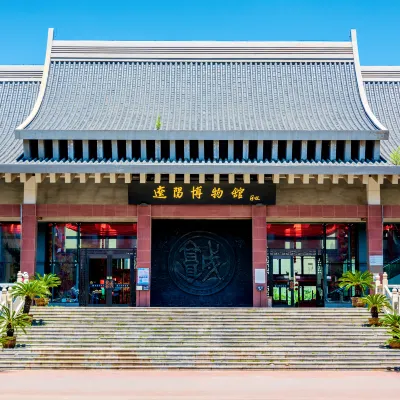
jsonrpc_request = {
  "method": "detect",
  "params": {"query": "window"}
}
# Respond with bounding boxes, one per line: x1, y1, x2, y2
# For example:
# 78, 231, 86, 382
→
0, 223, 21, 283
47, 223, 137, 304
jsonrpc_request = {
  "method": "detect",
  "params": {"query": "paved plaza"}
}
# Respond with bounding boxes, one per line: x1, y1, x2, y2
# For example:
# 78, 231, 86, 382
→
0, 370, 399, 399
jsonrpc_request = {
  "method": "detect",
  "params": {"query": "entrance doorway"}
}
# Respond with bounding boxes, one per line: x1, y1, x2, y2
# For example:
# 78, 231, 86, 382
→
79, 249, 136, 306
268, 250, 324, 307
151, 220, 253, 307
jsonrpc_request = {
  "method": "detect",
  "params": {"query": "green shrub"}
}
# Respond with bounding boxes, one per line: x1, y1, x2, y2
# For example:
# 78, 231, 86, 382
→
338, 271, 374, 297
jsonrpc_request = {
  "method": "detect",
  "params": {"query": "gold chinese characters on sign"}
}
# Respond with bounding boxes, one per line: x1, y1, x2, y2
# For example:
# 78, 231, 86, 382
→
152, 185, 260, 202
191, 186, 203, 199
211, 187, 223, 199
153, 185, 167, 199
173, 187, 183, 199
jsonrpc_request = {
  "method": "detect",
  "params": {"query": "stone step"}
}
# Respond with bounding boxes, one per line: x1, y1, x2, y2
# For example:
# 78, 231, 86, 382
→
26, 324, 382, 329
30, 315, 367, 318
2, 346, 399, 353
32, 318, 369, 322
17, 342, 388, 348
2, 346, 396, 352
1, 360, 399, 370
30, 314, 368, 318
1, 355, 400, 363
30, 312, 369, 316
28, 320, 370, 325
26, 323, 381, 327
32, 308, 366, 310
24, 330, 387, 335
31, 307, 368, 316
22, 331, 389, 337
24, 332, 388, 338
32, 308, 363, 310
17, 337, 388, 342
2, 347, 398, 353
24, 328, 386, 334
28, 325, 371, 329
7, 355, 395, 361
8, 308, 392, 370
30, 320, 369, 325
20, 338, 388, 343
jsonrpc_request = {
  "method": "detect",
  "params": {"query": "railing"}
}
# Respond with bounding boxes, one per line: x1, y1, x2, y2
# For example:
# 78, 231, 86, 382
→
376, 272, 400, 314
0, 271, 28, 314
383, 259, 400, 281
325, 287, 351, 304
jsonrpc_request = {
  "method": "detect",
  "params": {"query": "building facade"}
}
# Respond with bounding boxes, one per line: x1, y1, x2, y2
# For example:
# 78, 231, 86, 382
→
1, 28, 400, 307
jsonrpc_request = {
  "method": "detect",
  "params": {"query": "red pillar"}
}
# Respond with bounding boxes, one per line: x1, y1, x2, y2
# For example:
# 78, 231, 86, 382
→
252, 205, 267, 307
366, 205, 383, 274
20, 204, 37, 277
136, 205, 151, 307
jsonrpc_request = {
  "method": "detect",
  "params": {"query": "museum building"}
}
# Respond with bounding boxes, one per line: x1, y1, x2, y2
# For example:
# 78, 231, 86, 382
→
1, 28, 400, 308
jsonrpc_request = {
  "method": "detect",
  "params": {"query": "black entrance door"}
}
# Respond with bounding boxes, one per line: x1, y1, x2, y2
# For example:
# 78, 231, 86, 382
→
79, 249, 136, 306
151, 220, 253, 307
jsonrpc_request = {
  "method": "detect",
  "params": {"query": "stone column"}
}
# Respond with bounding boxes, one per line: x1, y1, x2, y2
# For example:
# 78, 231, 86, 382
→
252, 205, 267, 307
20, 204, 37, 277
20, 176, 38, 277
136, 205, 151, 307
366, 205, 383, 274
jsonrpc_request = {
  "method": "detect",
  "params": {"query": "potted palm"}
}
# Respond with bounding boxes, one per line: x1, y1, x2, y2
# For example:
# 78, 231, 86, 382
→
385, 327, 400, 349
364, 294, 392, 326
11, 280, 49, 322
338, 271, 374, 307
380, 312, 400, 329
34, 273, 61, 306
0, 305, 31, 348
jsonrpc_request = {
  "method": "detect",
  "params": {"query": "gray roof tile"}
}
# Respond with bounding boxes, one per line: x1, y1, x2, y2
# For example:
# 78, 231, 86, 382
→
25, 61, 378, 132
0, 81, 40, 163
364, 81, 400, 161
3, 156, 395, 175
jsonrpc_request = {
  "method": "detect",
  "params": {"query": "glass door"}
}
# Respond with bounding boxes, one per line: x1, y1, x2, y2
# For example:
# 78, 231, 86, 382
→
271, 256, 293, 306
296, 255, 317, 307
270, 254, 320, 307
88, 256, 107, 305
110, 255, 131, 305
84, 250, 135, 306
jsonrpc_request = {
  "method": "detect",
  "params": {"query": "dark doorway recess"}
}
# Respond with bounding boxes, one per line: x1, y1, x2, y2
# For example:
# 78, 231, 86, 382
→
151, 220, 253, 307
79, 248, 136, 306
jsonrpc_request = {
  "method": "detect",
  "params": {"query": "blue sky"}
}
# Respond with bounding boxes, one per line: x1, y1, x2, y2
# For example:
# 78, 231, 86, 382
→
0, 0, 399, 65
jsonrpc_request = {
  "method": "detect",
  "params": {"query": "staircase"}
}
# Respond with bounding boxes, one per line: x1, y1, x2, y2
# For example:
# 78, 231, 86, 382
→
1, 307, 399, 370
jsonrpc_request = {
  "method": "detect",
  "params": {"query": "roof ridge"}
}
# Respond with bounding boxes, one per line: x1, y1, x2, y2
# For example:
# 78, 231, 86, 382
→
0, 66, 43, 81
362, 66, 400, 82
51, 34, 354, 61
351, 30, 388, 132
16, 28, 54, 131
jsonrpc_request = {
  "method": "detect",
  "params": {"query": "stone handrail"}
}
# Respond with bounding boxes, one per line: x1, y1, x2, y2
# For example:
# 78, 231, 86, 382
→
0, 271, 29, 314
376, 272, 400, 314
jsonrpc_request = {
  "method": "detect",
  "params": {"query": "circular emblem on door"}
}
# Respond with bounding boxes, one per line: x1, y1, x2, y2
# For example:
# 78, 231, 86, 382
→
168, 232, 235, 296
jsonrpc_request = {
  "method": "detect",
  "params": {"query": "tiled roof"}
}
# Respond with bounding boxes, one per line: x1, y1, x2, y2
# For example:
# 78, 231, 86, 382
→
0, 79, 41, 163
364, 80, 400, 161
2, 156, 394, 175
23, 60, 379, 132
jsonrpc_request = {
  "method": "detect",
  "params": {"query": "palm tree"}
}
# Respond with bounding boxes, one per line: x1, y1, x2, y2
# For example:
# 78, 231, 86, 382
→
338, 271, 374, 298
364, 294, 392, 325
386, 326, 400, 348
0, 305, 31, 337
11, 281, 49, 314
35, 273, 61, 290
0, 306, 31, 348
34, 273, 61, 305
380, 312, 400, 329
